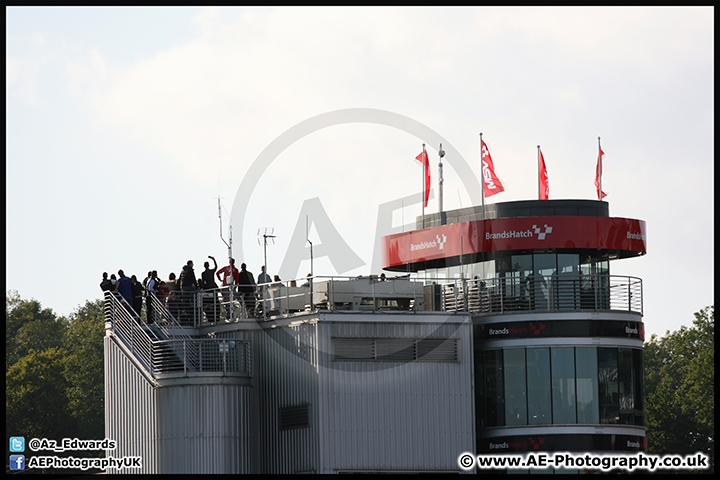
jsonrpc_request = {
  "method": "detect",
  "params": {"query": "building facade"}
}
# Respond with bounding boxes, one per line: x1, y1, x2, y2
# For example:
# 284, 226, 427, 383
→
382, 199, 647, 473
104, 198, 646, 474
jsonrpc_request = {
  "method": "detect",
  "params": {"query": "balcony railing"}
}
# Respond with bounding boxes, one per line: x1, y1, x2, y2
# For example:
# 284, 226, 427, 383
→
137, 274, 643, 328
439, 274, 643, 316
104, 291, 251, 379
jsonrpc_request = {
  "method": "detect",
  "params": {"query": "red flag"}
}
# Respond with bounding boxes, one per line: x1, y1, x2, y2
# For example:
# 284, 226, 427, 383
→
415, 149, 430, 207
481, 140, 505, 197
539, 148, 549, 200
595, 147, 607, 199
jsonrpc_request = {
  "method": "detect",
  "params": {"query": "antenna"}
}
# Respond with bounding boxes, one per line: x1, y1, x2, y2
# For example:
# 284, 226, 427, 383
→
218, 196, 235, 319
306, 215, 314, 311
257, 227, 276, 276
305, 216, 313, 278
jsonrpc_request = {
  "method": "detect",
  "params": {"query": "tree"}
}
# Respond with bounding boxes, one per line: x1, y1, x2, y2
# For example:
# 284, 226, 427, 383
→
6, 290, 67, 370
5, 292, 106, 444
63, 299, 106, 439
645, 306, 714, 473
6, 347, 74, 440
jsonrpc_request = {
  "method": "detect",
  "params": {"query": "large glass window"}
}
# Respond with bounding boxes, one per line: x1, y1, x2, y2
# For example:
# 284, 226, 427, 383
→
576, 347, 600, 424
479, 347, 643, 428
504, 349, 527, 425
557, 254, 580, 310
551, 347, 577, 424
526, 348, 551, 424
618, 348, 642, 425
483, 350, 504, 427
598, 348, 619, 424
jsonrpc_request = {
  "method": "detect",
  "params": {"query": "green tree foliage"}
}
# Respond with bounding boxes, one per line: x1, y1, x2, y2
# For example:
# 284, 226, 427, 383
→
645, 306, 714, 473
6, 290, 67, 370
63, 299, 106, 439
6, 347, 74, 440
5, 292, 106, 444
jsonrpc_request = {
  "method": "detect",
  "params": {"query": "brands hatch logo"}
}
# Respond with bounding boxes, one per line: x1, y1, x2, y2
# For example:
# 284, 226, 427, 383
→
529, 436, 546, 451
532, 224, 553, 240
437, 234, 447, 249
529, 321, 546, 336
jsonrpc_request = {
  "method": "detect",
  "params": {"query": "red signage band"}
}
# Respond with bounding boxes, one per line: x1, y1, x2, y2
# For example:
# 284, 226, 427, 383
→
382, 216, 646, 271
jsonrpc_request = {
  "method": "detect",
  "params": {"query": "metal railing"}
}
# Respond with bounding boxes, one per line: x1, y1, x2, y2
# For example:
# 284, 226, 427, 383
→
439, 274, 643, 316
152, 338, 251, 376
104, 291, 251, 378
142, 274, 643, 326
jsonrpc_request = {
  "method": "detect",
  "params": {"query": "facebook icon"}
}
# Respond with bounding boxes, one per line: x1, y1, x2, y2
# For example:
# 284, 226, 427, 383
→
10, 454, 25, 471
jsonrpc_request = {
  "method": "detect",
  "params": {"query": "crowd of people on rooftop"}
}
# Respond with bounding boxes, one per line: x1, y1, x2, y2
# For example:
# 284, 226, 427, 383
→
100, 256, 283, 323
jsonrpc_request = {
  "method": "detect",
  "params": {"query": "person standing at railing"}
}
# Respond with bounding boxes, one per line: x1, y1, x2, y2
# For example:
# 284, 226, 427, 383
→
256, 265, 272, 316
178, 260, 198, 325
100, 272, 114, 292
145, 270, 159, 323
217, 258, 240, 317
202, 256, 220, 323
130, 275, 144, 317
116, 270, 133, 306
237, 263, 257, 317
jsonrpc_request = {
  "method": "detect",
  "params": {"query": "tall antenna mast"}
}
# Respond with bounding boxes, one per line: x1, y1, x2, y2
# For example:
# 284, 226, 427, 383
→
257, 227, 276, 276
306, 215, 314, 311
218, 196, 235, 319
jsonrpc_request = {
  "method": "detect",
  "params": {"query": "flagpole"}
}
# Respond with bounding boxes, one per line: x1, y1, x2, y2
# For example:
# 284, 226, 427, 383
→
422, 143, 426, 229
537, 145, 541, 200
479, 133, 486, 220
597, 137, 602, 201
438, 143, 445, 225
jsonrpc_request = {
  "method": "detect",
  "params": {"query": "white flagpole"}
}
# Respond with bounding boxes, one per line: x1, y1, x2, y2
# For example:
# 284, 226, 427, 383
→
598, 137, 603, 200
479, 133, 486, 220
422, 143, 426, 229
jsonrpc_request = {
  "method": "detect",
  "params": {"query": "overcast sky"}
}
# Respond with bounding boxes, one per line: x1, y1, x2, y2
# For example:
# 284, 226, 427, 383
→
6, 6, 713, 338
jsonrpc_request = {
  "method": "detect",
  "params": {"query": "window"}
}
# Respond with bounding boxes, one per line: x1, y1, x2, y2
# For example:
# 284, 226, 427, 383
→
478, 347, 643, 428
551, 347, 577, 424
598, 348, 619, 424
576, 348, 600, 424
504, 349, 527, 425
526, 348, 551, 425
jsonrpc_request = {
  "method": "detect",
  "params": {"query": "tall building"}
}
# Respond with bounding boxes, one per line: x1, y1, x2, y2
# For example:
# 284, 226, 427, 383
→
104, 198, 646, 474
382, 199, 647, 473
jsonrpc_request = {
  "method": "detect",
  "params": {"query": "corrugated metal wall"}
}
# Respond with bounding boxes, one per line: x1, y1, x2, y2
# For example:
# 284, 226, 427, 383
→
254, 320, 321, 473
104, 336, 254, 474
105, 337, 158, 473
315, 315, 475, 473
106, 312, 475, 474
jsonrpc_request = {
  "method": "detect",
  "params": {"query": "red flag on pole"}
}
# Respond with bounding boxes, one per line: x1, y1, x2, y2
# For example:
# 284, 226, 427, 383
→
539, 147, 549, 200
481, 140, 505, 198
595, 147, 607, 199
415, 149, 430, 207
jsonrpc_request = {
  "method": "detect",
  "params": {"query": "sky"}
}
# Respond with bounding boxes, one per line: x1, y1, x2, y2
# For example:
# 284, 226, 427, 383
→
6, 6, 714, 339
